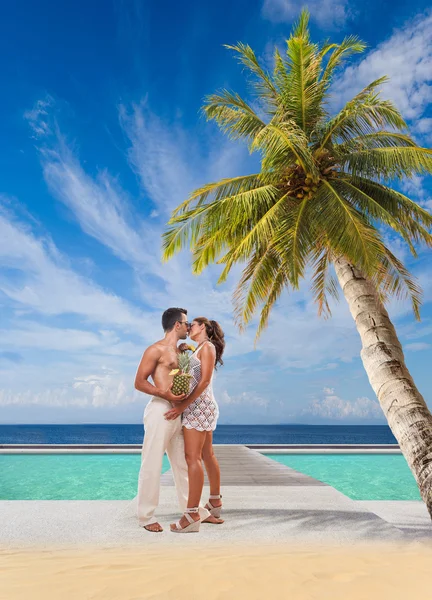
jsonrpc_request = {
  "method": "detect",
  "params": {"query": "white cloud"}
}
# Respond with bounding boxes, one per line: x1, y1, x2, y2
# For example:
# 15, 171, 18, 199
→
24, 96, 55, 138
25, 100, 160, 277
72, 370, 139, 407
1, 322, 103, 352
0, 321, 144, 357
24, 97, 251, 339
414, 118, 432, 137
0, 210, 148, 332
0, 388, 88, 407
403, 319, 432, 341
303, 388, 383, 421
119, 101, 252, 216
405, 342, 431, 352
0, 368, 139, 408
220, 390, 269, 407
333, 11, 432, 121
262, 0, 350, 29
257, 288, 362, 369
119, 102, 197, 213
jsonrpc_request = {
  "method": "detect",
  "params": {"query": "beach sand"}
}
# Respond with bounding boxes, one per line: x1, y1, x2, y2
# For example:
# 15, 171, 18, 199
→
1, 542, 431, 600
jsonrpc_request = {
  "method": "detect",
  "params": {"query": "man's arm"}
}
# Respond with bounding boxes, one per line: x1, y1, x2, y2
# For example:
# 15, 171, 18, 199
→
134, 346, 186, 402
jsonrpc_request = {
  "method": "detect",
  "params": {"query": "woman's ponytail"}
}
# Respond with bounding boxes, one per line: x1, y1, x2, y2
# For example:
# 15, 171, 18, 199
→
195, 317, 225, 368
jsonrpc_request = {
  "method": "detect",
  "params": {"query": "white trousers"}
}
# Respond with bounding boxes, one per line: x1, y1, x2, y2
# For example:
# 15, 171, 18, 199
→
137, 396, 210, 526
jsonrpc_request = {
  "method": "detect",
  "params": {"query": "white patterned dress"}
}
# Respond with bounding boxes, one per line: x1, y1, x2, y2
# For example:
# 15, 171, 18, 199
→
182, 341, 219, 432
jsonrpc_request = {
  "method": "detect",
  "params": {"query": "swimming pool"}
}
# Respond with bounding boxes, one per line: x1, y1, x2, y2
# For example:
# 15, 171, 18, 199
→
0, 454, 170, 500
0, 452, 422, 501
267, 453, 421, 500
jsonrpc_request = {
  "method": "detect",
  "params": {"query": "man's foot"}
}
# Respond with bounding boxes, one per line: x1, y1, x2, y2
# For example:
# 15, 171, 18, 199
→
202, 514, 224, 524
143, 522, 163, 532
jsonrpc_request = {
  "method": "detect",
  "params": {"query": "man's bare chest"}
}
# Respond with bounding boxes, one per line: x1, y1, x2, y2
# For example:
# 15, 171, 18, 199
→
159, 348, 179, 371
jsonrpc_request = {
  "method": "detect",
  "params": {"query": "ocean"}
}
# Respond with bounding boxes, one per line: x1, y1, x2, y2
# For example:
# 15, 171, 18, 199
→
0, 424, 397, 445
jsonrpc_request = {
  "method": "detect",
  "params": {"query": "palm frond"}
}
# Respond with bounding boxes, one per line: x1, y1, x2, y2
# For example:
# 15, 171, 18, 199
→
273, 47, 290, 94
233, 244, 285, 330
225, 42, 279, 107
273, 195, 317, 286
255, 268, 288, 342
162, 180, 276, 261
319, 35, 366, 85
339, 174, 432, 251
284, 13, 326, 132
318, 179, 387, 274
347, 176, 432, 233
191, 228, 229, 274
171, 173, 262, 217
319, 78, 406, 149
335, 131, 418, 154
252, 122, 319, 176
373, 248, 422, 320
203, 90, 266, 143
343, 146, 432, 179
216, 191, 290, 283
310, 246, 339, 317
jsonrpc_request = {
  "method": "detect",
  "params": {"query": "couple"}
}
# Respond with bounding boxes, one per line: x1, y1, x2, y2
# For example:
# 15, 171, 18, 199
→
134, 307, 225, 533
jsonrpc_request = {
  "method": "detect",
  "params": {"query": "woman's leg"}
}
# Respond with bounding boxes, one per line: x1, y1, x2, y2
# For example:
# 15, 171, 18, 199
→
171, 427, 206, 529
184, 427, 207, 507
202, 431, 222, 505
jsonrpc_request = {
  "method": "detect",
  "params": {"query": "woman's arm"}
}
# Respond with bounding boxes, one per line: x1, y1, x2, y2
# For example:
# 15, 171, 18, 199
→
164, 343, 215, 420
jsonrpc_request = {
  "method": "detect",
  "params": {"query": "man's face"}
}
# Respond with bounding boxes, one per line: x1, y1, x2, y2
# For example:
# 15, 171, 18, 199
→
176, 314, 190, 340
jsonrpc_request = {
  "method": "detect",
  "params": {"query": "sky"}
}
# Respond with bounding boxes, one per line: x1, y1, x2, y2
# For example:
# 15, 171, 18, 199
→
0, 0, 431, 425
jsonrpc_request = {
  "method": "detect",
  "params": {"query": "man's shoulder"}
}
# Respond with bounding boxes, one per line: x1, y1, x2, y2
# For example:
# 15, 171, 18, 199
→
144, 341, 165, 356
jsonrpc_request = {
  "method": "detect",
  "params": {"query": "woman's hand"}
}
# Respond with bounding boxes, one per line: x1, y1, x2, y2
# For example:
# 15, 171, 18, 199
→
178, 343, 190, 352
164, 404, 185, 420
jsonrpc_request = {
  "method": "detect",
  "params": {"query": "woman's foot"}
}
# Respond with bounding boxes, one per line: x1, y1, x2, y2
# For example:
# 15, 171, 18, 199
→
170, 508, 201, 533
202, 514, 224, 524
208, 497, 222, 508
205, 494, 223, 518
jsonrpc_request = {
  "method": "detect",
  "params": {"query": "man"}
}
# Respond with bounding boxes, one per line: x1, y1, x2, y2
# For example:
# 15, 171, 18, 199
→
134, 307, 211, 532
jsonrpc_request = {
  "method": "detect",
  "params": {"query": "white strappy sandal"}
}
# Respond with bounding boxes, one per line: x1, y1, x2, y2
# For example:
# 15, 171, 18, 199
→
205, 494, 222, 518
170, 507, 200, 533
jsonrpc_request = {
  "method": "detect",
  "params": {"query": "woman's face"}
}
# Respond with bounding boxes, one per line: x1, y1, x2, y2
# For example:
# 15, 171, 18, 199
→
189, 320, 204, 341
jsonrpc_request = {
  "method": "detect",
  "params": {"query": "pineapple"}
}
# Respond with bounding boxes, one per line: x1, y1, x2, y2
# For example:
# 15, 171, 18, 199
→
170, 350, 193, 395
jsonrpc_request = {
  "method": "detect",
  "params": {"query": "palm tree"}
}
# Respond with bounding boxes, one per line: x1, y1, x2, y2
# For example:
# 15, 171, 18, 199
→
162, 10, 432, 515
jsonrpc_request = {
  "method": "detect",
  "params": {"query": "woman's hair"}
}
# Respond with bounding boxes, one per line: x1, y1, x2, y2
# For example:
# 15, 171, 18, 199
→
194, 317, 225, 368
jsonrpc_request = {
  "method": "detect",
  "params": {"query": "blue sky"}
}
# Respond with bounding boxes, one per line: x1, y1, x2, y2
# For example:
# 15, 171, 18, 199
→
0, 0, 431, 424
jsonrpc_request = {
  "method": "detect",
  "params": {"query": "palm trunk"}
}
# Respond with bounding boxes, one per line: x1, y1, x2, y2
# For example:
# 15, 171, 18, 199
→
334, 256, 432, 518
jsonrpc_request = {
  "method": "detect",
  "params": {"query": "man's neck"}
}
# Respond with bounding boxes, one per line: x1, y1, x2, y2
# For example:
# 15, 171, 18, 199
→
163, 331, 180, 348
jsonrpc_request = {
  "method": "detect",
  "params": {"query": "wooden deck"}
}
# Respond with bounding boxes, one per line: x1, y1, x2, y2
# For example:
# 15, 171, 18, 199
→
161, 444, 326, 486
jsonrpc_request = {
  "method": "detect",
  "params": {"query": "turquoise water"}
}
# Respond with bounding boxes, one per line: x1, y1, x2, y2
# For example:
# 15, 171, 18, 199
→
268, 454, 421, 500
0, 454, 170, 500
1, 453, 422, 501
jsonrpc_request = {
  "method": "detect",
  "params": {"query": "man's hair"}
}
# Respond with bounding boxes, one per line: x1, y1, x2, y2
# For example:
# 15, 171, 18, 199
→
162, 307, 187, 332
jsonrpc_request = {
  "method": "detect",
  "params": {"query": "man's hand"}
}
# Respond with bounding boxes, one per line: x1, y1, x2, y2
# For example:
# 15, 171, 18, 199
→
178, 343, 189, 353
164, 404, 184, 420
161, 384, 186, 404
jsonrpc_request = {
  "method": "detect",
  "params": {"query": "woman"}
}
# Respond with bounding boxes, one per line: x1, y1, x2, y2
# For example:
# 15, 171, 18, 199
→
164, 317, 225, 533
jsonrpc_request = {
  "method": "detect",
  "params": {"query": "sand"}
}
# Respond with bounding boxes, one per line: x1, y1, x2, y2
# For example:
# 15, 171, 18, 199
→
1, 542, 432, 600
